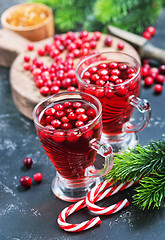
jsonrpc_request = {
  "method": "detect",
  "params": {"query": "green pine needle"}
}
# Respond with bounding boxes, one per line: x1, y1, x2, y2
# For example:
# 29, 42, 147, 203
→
105, 136, 165, 210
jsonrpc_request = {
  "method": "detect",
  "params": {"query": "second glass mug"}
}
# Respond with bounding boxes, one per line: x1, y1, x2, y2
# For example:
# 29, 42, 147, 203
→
33, 91, 113, 202
76, 52, 151, 152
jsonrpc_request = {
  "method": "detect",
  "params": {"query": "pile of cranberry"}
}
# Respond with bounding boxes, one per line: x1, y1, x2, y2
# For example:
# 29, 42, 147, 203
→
141, 59, 165, 93
82, 62, 136, 98
20, 157, 43, 188
40, 101, 97, 143
23, 30, 125, 96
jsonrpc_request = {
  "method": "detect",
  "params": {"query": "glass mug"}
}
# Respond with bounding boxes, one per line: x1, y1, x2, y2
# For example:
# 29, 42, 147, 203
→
33, 92, 113, 202
76, 52, 151, 152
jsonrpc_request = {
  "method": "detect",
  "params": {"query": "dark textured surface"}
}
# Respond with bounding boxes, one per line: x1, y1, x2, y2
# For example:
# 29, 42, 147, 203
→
0, 1, 165, 240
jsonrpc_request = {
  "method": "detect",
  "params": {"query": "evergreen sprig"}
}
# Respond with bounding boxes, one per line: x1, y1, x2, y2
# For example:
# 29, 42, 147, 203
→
105, 136, 165, 210
29, 0, 163, 33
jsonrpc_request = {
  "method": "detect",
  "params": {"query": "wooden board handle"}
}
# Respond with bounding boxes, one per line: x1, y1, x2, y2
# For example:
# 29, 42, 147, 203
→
140, 42, 165, 64
0, 29, 28, 67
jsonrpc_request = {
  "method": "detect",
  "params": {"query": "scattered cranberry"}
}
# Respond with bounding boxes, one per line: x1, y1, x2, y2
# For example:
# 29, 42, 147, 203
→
33, 173, 43, 183
142, 31, 152, 40
20, 176, 32, 188
155, 74, 165, 84
144, 76, 154, 86
24, 56, 30, 62
117, 42, 124, 50
104, 37, 112, 47
146, 26, 156, 36
159, 65, 165, 74
23, 157, 33, 168
27, 42, 34, 51
154, 84, 163, 94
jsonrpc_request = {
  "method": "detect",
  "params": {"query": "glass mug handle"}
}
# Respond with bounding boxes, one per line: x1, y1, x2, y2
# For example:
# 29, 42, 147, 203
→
124, 95, 151, 133
85, 139, 114, 177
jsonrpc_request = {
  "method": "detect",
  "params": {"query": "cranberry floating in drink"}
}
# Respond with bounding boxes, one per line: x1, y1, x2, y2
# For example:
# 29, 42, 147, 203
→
33, 92, 113, 202
76, 52, 151, 152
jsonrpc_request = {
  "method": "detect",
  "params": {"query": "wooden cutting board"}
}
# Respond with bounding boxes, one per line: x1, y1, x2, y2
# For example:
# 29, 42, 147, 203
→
0, 29, 140, 119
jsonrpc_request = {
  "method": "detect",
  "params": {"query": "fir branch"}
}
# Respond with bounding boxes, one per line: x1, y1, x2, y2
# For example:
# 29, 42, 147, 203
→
105, 139, 165, 183
133, 170, 165, 210
105, 137, 165, 209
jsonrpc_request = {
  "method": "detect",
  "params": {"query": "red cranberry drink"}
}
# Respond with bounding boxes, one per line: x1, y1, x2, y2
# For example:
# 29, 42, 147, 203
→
76, 52, 151, 152
33, 92, 113, 202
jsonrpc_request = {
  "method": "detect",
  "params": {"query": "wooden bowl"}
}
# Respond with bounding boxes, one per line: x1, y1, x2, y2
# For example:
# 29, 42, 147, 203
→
1, 3, 55, 41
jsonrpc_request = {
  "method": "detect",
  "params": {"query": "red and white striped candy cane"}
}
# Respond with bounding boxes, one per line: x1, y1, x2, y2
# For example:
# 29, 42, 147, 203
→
86, 180, 135, 215
57, 199, 101, 232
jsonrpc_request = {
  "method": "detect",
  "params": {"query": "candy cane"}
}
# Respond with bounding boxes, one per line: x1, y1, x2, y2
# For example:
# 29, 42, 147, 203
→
57, 199, 101, 232
57, 180, 136, 232
86, 180, 135, 215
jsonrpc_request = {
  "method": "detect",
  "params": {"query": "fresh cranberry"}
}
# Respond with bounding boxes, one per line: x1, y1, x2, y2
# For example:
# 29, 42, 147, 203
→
51, 119, 62, 128
67, 86, 76, 91
52, 131, 65, 143
75, 120, 84, 127
127, 68, 135, 74
67, 112, 77, 120
98, 63, 107, 69
155, 74, 165, 84
54, 104, 63, 111
63, 101, 72, 108
65, 108, 74, 114
117, 42, 124, 50
110, 69, 120, 76
91, 74, 100, 81
93, 31, 101, 40
38, 48, 46, 56
141, 67, 150, 77
109, 62, 118, 68
27, 42, 34, 51
115, 79, 123, 84
98, 69, 109, 76
95, 88, 105, 98
61, 123, 72, 130
159, 65, 165, 74
96, 79, 105, 86
144, 76, 154, 86
77, 114, 88, 122
82, 129, 93, 139
73, 102, 82, 108
104, 37, 112, 47
86, 109, 96, 117
146, 26, 156, 36
61, 116, 69, 123
109, 75, 119, 82
75, 108, 85, 115
67, 131, 79, 142
90, 40, 97, 49
116, 85, 128, 96
88, 66, 98, 74
23, 63, 31, 71
20, 176, 32, 188
83, 71, 91, 79
23, 157, 33, 168
80, 30, 89, 38
55, 111, 65, 119
40, 86, 50, 96
45, 115, 55, 124
119, 64, 128, 71
154, 84, 163, 94
50, 86, 60, 94
35, 79, 44, 88
142, 31, 152, 40
45, 108, 56, 116
33, 173, 43, 183
101, 75, 109, 81
24, 55, 30, 62
105, 88, 114, 98
61, 78, 72, 89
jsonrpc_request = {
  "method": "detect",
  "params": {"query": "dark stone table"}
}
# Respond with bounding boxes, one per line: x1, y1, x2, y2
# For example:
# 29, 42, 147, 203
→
0, 1, 165, 239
